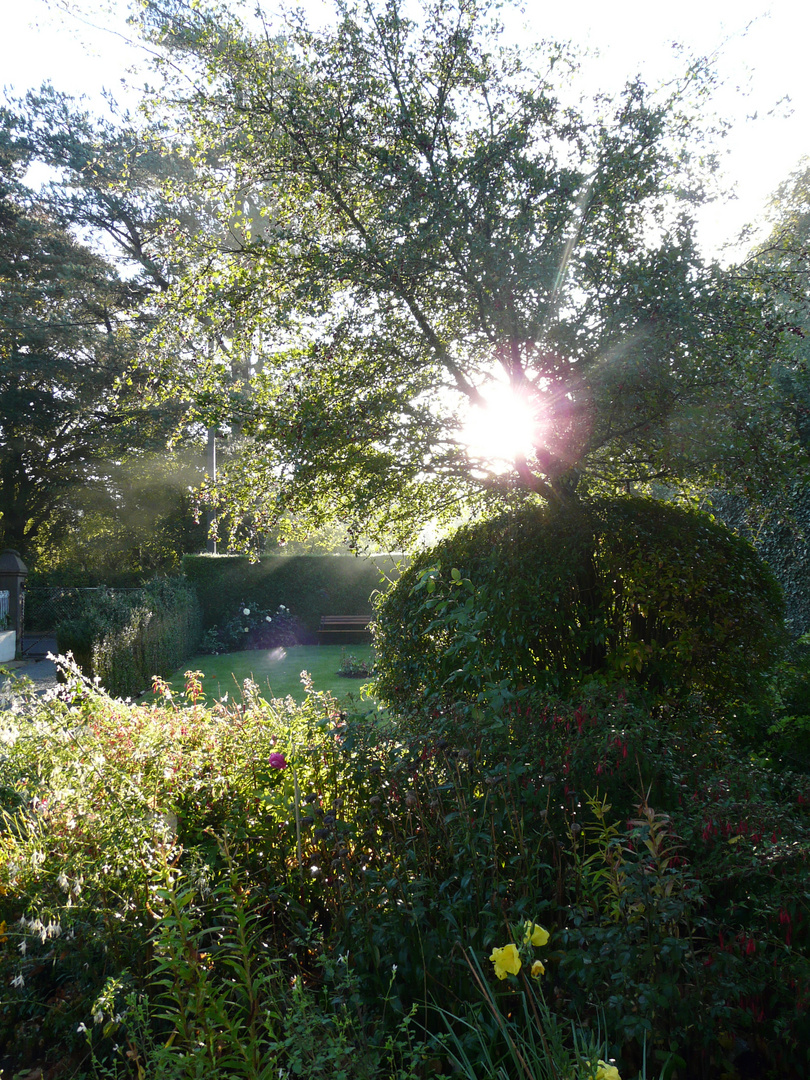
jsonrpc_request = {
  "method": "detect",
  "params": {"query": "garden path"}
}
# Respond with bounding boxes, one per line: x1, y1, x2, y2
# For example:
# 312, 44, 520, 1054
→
0, 643, 59, 701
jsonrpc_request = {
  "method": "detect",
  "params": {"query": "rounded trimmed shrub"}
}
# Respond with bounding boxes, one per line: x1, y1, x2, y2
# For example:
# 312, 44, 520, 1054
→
373, 497, 786, 723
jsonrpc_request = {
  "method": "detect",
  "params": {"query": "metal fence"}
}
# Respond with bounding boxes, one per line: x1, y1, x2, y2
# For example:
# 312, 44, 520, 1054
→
0, 589, 8, 629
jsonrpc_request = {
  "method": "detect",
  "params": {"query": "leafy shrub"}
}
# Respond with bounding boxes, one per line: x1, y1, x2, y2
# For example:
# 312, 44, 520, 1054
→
56, 588, 141, 674
199, 600, 304, 653
2, 670, 810, 1078
712, 485, 810, 639
537, 687, 810, 1079
0, 666, 432, 1078
754, 632, 810, 772
332, 686, 810, 1078
56, 578, 202, 698
373, 497, 786, 730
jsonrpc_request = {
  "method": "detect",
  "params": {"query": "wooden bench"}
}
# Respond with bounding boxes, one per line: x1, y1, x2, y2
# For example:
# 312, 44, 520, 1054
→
318, 615, 372, 642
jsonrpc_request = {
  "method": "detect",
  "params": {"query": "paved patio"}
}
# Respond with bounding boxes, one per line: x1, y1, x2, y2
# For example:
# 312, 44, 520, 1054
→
0, 637, 60, 699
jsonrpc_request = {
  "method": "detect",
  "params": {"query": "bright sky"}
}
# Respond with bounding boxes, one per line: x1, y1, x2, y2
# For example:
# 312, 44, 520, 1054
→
1, 0, 809, 257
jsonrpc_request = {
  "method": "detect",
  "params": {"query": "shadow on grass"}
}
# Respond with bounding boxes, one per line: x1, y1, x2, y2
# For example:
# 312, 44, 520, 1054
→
151, 643, 377, 707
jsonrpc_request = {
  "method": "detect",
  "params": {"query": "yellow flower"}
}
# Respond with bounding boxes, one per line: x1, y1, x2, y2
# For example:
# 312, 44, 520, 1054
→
489, 943, 521, 980
594, 1060, 621, 1080
0, 920, 6, 943
524, 922, 550, 948
530, 960, 545, 978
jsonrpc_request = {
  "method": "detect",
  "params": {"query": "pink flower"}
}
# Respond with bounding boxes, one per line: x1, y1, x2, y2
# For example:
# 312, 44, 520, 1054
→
269, 752, 288, 770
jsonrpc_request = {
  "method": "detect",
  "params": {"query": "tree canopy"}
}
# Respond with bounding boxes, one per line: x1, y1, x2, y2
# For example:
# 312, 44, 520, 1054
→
0, 93, 199, 561
747, 159, 810, 443
138, 0, 798, 550
706, 160, 810, 636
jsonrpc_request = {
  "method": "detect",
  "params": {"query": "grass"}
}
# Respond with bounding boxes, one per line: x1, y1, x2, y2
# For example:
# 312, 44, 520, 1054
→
152, 643, 377, 705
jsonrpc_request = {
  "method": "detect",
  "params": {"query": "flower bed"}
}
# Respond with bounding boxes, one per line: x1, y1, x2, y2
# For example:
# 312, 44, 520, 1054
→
1, 667, 809, 1078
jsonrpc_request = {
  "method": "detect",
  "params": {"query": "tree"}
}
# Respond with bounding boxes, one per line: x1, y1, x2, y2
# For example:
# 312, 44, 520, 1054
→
20, 83, 202, 295
747, 159, 810, 438
140, 0, 796, 549
0, 108, 127, 555
0, 96, 201, 561
28, 449, 209, 584
709, 161, 810, 636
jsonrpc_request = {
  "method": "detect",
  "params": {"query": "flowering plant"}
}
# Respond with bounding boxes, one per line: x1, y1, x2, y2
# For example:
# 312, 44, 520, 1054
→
489, 942, 521, 980
438, 935, 622, 1080
592, 1061, 621, 1080
199, 601, 302, 653
336, 649, 375, 679
489, 919, 550, 981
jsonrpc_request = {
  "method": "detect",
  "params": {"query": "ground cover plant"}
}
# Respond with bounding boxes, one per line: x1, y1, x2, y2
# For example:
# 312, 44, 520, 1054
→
1, 660, 810, 1078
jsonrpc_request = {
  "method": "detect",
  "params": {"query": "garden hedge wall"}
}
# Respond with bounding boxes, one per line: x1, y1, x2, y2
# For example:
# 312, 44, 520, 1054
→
182, 553, 407, 637
56, 578, 203, 699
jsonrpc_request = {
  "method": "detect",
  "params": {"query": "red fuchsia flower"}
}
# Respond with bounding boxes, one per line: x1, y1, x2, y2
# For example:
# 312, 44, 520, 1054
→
779, 908, 793, 946
740, 935, 757, 956
269, 752, 288, 770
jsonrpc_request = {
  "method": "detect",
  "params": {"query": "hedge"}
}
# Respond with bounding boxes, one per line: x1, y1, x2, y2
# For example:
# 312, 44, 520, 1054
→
182, 553, 406, 638
374, 497, 787, 726
56, 578, 202, 699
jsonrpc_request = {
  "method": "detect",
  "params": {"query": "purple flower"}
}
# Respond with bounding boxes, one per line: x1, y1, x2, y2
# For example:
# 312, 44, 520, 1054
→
269, 752, 288, 770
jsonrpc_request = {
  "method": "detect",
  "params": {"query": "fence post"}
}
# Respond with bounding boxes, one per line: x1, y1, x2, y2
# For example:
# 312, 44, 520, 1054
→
0, 550, 28, 660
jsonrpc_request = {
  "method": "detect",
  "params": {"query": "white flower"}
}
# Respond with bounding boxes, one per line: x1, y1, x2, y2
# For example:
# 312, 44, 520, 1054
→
77, 1022, 87, 1033
266, 615, 272, 622
57, 871, 69, 892
243, 607, 251, 616
93, 1010, 103, 1024
11, 973, 24, 988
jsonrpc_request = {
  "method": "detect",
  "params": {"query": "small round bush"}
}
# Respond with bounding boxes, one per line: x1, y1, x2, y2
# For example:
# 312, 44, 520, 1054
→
373, 496, 786, 722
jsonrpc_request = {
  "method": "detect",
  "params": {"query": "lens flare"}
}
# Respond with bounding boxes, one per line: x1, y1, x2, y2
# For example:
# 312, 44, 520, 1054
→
460, 385, 540, 467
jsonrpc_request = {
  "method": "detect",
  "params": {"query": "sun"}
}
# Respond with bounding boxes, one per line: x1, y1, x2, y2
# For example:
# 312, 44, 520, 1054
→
460, 385, 540, 467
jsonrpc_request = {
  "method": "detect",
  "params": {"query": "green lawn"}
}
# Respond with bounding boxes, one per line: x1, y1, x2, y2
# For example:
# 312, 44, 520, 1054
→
153, 643, 377, 705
